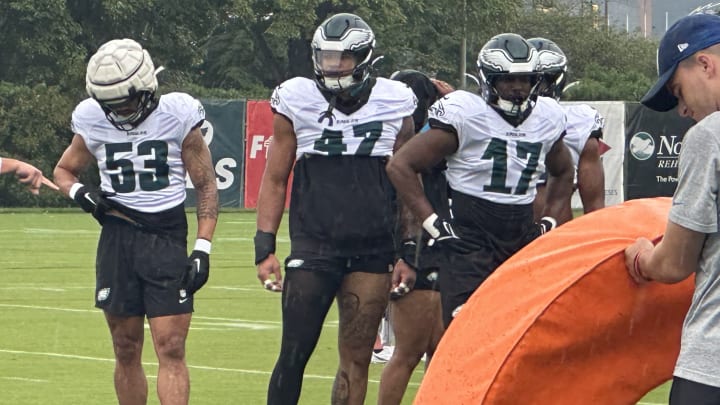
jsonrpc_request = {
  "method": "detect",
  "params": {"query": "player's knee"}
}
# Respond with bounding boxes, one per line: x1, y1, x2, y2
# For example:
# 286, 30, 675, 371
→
112, 335, 143, 365
154, 334, 187, 361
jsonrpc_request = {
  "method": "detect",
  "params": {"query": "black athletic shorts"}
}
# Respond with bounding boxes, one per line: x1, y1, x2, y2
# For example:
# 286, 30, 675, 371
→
284, 252, 394, 278
438, 190, 536, 326
413, 265, 440, 291
95, 211, 190, 318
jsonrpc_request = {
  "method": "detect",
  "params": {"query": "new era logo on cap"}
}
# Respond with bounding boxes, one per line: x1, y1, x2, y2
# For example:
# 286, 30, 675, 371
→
641, 13, 720, 112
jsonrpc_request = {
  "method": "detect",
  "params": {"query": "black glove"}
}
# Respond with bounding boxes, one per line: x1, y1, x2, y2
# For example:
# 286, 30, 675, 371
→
521, 216, 558, 246
537, 216, 558, 235
183, 249, 210, 295
73, 185, 115, 223
422, 213, 459, 247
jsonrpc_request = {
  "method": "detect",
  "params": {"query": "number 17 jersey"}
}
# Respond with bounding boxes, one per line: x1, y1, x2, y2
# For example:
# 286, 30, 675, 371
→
429, 91, 566, 205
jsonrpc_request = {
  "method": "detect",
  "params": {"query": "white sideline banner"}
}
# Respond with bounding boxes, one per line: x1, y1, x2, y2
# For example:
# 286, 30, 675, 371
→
561, 101, 625, 209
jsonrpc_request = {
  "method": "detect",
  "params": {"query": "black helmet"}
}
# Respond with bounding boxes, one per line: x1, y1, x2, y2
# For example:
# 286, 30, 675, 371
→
477, 33, 540, 119
311, 13, 375, 94
390, 69, 439, 132
528, 37, 568, 100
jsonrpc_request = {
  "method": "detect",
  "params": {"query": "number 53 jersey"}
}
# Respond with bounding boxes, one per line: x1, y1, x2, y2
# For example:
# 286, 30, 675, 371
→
429, 91, 567, 205
270, 77, 416, 256
71, 92, 205, 213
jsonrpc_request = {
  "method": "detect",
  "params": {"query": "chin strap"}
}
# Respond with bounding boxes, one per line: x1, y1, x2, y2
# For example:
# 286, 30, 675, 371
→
318, 94, 337, 125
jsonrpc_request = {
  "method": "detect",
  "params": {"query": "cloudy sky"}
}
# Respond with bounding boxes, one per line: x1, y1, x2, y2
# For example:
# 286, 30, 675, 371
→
607, 0, 715, 37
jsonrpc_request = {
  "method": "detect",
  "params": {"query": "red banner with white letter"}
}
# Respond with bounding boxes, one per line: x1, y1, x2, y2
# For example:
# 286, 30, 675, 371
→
244, 100, 292, 208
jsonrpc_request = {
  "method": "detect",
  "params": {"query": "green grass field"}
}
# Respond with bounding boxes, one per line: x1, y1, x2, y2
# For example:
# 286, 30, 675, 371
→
0, 211, 671, 404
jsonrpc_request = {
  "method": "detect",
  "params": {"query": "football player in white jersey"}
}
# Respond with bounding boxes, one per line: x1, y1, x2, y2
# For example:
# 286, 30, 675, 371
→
377, 70, 449, 405
387, 33, 575, 327
53, 39, 218, 405
253, 13, 416, 405
529, 37, 606, 223
0, 157, 56, 194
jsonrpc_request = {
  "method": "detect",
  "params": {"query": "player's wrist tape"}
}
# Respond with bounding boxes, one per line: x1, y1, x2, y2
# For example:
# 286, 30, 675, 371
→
194, 238, 212, 254
422, 213, 440, 238
69, 183, 85, 199
397, 238, 419, 269
254, 230, 276, 265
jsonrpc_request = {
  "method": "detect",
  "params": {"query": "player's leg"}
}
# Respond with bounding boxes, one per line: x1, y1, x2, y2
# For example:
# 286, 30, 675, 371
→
105, 314, 148, 405
334, 258, 392, 405
267, 256, 343, 405
378, 287, 442, 405
669, 376, 720, 405
96, 219, 150, 404
147, 313, 192, 404
137, 223, 194, 405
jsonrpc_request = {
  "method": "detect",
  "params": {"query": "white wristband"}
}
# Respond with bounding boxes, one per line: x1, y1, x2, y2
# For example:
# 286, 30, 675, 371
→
422, 213, 440, 238
194, 238, 212, 254
69, 183, 85, 199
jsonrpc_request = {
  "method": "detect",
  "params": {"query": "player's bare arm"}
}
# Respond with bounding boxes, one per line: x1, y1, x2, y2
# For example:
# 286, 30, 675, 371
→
257, 114, 296, 234
254, 113, 296, 291
53, 134, 95, 195
626, 221, 705, 284
387, 127, 457, 221
577, 137, 605, 214
392, 116, 417, 151
390, 117, 422, 296
182, 126, 219, 241
542, 138, 574, 224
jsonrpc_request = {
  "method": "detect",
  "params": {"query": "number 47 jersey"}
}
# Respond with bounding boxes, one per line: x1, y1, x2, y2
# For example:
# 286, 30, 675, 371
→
271, 77, 416, 159
270, 77, 416, 256
71, 92, 205, 212
429, 91, 567, 205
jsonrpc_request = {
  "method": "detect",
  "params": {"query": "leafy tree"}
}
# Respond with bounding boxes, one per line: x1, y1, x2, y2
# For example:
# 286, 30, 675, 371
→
0, 83, 75, 206
0, 0, 85, 88
510, 8, 657, 101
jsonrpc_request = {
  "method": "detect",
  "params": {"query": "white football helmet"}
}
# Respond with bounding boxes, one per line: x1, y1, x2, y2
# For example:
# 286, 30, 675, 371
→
311, 13, 375, 94
85, 38, 160, 130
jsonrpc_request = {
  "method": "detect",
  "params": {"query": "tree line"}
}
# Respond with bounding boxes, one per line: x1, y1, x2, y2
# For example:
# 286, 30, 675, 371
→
0, 0, 657, 207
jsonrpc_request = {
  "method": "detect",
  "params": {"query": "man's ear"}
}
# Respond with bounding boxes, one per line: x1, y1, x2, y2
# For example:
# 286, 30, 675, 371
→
697, 53, 716, 77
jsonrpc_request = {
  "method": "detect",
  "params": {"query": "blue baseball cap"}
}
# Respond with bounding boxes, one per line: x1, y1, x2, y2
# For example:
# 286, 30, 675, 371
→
641, 13, 720, 112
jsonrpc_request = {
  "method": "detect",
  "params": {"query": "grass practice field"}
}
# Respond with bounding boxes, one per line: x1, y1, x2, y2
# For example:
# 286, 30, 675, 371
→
0, 210, 671, 404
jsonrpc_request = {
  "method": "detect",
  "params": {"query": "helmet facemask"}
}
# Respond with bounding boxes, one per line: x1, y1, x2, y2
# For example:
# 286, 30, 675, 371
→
98, 90, 158, 131
482, 72, 541, 117
313, 47, 372, 93
86, 38, 160, 131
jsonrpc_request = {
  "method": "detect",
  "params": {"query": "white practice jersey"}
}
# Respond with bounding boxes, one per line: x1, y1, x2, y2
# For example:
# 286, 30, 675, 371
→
562, 104, 604, 166
270, 77, 416, 159
429, 91, 566, 204
71, 92, 205, 212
